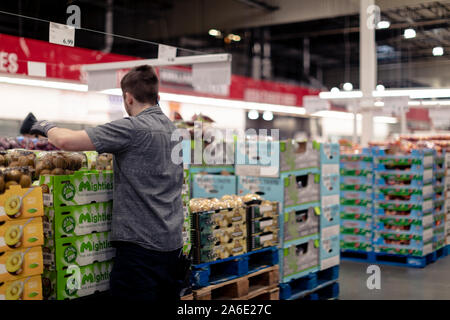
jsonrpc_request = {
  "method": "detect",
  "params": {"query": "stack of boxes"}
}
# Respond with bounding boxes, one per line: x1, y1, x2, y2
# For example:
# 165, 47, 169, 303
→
40, 170, 115, 300
339, 149, 374, 253
246, 200, 279, 252
446, 153, 450, 247
433, 150, 447, 251
190, 198, 247, 264
319, 144, 341, 271
236, 140, 340, 282
0, 185, 45, 300
372, 147, 435, 257
236, 140, 319, 282
182, 168, 191, 256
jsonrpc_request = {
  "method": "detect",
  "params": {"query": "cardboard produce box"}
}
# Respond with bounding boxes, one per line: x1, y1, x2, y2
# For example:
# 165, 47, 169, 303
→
44, 202, 112, 238
0, 217, 44, 252
249, 230, 279, 251
192, 174, 236, 199
194, 238, 247, 264
0, 185, 44, 222
283, 204, 319, 244
192, 220, 247, 247
43, 260, 113, 300
0, 275, 43, 300
0, 246, 43, 282
43, 231, 115, 270
248, 216, 279, 235
39, 170, 113, 207
280, 238, 319, 282
320, 234, 340, 270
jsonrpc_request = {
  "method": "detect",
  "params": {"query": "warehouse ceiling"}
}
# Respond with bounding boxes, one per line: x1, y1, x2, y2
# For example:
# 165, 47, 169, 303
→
0, 0, 449, 89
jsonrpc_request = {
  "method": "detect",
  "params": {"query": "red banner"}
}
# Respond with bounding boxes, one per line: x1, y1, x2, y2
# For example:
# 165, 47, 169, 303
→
0, 33, 318, 106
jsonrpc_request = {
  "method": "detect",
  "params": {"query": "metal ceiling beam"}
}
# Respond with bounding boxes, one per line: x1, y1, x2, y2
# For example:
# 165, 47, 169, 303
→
234, 0, 279, 11
269, 18, 450, 41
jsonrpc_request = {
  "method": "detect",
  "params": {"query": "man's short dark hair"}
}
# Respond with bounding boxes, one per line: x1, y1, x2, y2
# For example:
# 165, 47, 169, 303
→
120, 65, 159, 105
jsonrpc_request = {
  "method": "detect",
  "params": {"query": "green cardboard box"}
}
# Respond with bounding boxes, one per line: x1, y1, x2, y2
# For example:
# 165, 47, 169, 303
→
44, 202, 113, 239
39, 170, 113, 208
43, 260, 113, 300
43, 231, 115, 270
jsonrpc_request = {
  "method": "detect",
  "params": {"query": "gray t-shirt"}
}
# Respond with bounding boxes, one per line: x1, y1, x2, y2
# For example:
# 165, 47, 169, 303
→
85, 105, 184, 252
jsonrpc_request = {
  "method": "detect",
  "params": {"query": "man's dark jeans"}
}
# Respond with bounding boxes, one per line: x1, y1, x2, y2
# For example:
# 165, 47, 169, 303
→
110, 241, 184, 301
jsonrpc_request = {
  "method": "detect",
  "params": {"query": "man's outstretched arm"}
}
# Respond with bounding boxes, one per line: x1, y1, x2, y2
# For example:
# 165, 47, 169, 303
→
47, 128, 96, 151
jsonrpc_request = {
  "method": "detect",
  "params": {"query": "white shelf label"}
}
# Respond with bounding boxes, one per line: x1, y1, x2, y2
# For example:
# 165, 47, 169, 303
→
158, 44, 177, 60
49, 22, 75, 47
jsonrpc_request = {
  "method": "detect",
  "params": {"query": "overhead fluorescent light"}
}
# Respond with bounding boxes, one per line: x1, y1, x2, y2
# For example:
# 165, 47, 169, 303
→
433, 46, 444, 56
248, 110, 259, 120
263, 110, 274, 121
404, 28, 416, 39
330, 87, 339, 93
373, 88, 450, 99
377, 21, 390, 29
374, 101, 384, 107
208, 29, 222, 37
0, 76, 88, 92
343, 82, 353, 91
139, 92, 307, 115
319, 91, 363, 99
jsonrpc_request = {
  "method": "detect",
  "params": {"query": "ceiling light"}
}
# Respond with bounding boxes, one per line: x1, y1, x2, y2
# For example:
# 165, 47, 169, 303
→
433, 46, 444, 56
319, 91, 363, 99
0, 76, 88, 91
374, 101, 384, 107
227, 34, 241, 42
208, 29, 222, 37
263, 111, 274, 121
248, 110, 259, 120
343, 82, 353, 91
376, 84, 385, 91
404, 28, 416, 39
377, 21, 390, 29
372, 88, 450, 99
330, 87, 340, 93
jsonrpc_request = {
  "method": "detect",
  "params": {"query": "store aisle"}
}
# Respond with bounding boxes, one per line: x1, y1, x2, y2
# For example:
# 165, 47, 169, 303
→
339, 257, 450, 300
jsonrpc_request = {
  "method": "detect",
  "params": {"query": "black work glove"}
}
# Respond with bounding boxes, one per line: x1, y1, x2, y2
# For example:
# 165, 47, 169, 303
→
19, 112, 37, 135
30, 120, 57, 137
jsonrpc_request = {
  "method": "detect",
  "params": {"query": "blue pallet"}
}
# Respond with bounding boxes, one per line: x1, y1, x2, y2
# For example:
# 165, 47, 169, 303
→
190, 246, 279, 288
279, 265, 339, 300
445, 245, 450, 256
340, 249, 441, 268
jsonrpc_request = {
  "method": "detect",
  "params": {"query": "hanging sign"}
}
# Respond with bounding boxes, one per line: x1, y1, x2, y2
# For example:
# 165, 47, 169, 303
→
49, 22, 75, 47
303, 96, 330, 113
382, 96, 409, 116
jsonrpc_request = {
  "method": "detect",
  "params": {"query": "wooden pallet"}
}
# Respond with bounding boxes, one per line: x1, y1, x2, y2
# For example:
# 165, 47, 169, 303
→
193, 265, 279, 300
180, 293, 194, 300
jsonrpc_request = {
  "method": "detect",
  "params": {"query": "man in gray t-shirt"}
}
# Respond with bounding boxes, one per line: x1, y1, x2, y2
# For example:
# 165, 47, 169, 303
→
26, 65, 185, 301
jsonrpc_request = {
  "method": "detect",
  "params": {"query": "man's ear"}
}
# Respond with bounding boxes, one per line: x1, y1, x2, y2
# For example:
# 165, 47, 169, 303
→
124, 92, 134, 106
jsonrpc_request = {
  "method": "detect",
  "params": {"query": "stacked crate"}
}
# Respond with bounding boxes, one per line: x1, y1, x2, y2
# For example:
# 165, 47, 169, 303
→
319, 144, 341, 271
0, 185, 45, 300
40, 165, 115, 300
433, 150, 447, 251
190, 196, 248, 264
339, 149, 374, 253
236, 140, 321, 282
182, 168, 191, 256
372, 147, 435, 257
446, 152, 450, 247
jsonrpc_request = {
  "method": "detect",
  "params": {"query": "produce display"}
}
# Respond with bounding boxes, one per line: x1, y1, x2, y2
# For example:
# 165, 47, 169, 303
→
339, 148, 374, 253
0, 136, 58, 151
339, 135, 450, 259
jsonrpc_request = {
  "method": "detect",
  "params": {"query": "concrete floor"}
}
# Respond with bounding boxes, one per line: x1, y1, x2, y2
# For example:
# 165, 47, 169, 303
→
339, 256, 450, 299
